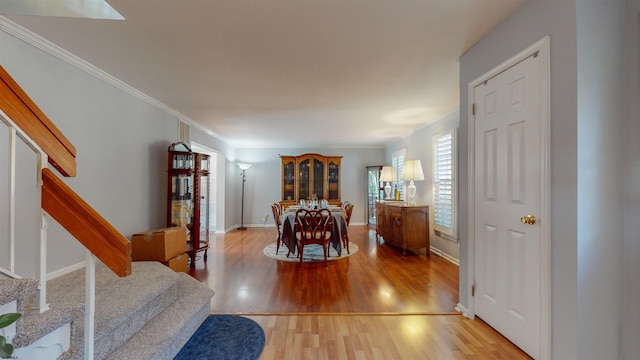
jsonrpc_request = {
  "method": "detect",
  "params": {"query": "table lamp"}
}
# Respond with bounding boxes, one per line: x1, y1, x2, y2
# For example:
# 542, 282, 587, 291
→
379, 166, 397, 200
402, 160, 424, 205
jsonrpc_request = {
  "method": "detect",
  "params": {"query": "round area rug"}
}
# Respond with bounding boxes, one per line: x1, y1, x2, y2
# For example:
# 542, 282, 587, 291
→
174, 315, 265, 360
263, 242, 359, 262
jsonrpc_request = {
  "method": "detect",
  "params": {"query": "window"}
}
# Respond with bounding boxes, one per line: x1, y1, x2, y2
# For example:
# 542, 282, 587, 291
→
433, 129, 457, 239
392, 148, 406, 200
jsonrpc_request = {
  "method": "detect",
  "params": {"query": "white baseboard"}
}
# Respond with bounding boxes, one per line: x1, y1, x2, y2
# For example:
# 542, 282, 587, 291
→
46, 261, 85, 281
430, 247, 459, 266
455, 303, 472, 319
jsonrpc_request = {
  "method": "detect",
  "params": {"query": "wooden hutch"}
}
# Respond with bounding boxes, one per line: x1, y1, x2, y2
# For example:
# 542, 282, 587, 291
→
280, 153, 342, 207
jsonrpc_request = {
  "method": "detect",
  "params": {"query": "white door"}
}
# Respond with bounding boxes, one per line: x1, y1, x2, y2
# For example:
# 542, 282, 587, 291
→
473, 51, 543, 358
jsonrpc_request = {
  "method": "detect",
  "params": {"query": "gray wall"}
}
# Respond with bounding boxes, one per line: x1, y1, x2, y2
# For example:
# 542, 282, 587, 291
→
0, 19, 237, 274
576, 1, 625, 359
623, 0, 640, 357
384, 110, 460, 260
235, 147, 385, 228
460, 0, 631, 358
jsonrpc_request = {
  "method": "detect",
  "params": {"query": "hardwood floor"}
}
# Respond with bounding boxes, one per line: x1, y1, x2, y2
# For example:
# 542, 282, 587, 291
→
188, 225, 531, 359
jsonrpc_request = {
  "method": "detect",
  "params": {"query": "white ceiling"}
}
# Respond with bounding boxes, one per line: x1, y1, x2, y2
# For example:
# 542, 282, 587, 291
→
2, 0, 525, 148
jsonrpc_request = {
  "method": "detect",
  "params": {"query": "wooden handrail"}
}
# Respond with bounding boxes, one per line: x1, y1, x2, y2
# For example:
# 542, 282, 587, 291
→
0, 65, 76, 177
42, 168, 131, 277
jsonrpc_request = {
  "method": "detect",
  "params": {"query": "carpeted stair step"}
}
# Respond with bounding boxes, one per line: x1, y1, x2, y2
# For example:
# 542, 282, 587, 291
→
105, 273, 215, 360
46, 261, 181, 360
12, 302, 82, 349
0, 278, 39, 313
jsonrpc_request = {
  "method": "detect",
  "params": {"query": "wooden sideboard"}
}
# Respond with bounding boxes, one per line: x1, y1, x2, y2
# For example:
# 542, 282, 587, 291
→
376, 201, 430, 256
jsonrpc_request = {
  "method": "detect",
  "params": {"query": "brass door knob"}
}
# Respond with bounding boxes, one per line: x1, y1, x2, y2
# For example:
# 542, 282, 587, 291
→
520, 215, 537, 225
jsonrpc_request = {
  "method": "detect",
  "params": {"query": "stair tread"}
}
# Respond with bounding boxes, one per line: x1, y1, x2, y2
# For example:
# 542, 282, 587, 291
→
12, 302, 83, 348
105, 273, 214, 360
47, 261, 179, 334
0, 278, 38, 309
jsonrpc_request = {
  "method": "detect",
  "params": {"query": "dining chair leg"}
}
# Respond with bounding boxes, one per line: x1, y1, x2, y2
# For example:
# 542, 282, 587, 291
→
323, 244, 328, 266
343, 235, 350, 254
298, 244, 303, 267
276, 236, 280, 253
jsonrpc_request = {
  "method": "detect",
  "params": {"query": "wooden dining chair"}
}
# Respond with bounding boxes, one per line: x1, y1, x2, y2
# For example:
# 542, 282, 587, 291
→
294, 208, 333, 267
342, 202, 354, 254
271, 203, 283, 253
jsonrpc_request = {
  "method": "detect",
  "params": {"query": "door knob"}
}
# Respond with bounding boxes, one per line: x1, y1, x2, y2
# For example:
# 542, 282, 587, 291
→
520, 214, 537, 225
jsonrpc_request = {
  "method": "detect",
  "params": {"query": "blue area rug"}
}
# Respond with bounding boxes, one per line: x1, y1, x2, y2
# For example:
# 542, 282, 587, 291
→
175, 315, 265, 360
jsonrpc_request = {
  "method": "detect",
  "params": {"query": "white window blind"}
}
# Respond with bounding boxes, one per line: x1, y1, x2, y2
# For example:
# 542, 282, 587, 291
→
392, 148, 406, 200
433, 129, 457, 238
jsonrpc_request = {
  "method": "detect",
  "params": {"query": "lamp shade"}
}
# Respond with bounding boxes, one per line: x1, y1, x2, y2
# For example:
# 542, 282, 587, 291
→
379, 166, 397, 182
238, 163, 252, 170
402, 160, 424, 181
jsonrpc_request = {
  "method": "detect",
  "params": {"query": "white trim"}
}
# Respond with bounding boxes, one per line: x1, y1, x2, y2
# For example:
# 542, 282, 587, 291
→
12, 323, 70, 360
430, 246, 459, 266
46, 261, 86, 281
455, 302, 470, 318
0, 16, 224, 142
466, 36, 551, 360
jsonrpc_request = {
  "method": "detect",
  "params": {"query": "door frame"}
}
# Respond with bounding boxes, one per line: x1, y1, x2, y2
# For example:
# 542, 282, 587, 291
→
465, 36, 551, 359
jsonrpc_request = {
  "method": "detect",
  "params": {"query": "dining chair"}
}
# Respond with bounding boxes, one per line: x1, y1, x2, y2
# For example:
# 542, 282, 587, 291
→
294, 208, 333, 267
271, 203, 283, 254
342, 202, 354, 254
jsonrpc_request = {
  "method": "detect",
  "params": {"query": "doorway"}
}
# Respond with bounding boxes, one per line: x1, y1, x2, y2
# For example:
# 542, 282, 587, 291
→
467, 36, 550, 359
366, 166, 384, 225
191, 143, 219, 232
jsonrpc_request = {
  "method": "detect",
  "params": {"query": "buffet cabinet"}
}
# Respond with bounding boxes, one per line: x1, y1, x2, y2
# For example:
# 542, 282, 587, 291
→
376, 201, 430, 256
167, 142, 210, 268
281, 153, 342, 207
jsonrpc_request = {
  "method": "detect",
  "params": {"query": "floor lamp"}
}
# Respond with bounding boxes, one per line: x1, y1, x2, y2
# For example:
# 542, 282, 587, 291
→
238, 163, 251, 230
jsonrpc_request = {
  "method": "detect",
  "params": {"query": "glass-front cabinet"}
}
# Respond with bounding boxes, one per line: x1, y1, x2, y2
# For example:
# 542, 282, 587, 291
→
167, 142, 210, 268
282, 156, 296, 203
280, 153, 342, 207
327, 157, 341, 202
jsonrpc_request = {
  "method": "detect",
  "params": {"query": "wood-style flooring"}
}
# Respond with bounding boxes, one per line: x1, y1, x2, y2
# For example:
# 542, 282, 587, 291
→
188, 225, 531, 359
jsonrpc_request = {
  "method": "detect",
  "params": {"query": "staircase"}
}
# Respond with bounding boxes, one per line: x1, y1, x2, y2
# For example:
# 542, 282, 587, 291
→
0, 66, 215, 358
1, 262, 214, 359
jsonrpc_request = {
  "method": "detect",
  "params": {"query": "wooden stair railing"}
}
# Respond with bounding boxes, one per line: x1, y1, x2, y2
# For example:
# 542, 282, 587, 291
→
42, 168, 132, 277
0, 64, 131, 277
0, 65, 76, 177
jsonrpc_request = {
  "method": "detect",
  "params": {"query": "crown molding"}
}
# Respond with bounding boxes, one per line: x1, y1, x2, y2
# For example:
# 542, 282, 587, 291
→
0, 16, 223, 142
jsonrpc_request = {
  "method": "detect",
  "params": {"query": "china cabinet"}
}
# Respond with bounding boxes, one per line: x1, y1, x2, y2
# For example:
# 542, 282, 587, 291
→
280, 153, 342, 207
167, 142, 210, 267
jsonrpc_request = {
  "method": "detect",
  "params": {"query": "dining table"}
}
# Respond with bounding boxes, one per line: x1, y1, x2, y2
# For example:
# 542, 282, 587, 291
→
279, 205, 348, 257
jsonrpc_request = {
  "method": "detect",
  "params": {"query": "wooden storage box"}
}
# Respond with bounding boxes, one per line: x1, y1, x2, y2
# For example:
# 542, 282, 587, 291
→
163, 253, 188, 273
131, 227, 186, 262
